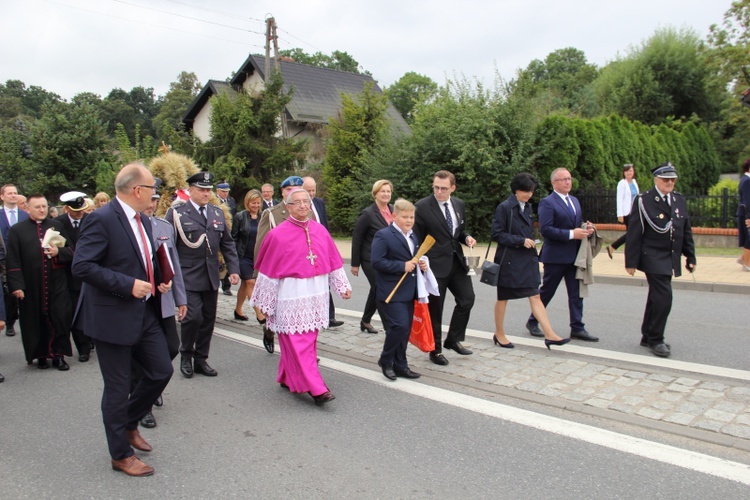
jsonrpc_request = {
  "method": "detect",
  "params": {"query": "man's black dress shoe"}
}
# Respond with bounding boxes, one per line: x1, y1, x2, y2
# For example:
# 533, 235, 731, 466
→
262, 326, 275, 354
37, 357, 49, 369
526, 321, 544, 337
429, 352, 449, 366
0, 372, 4, 383
140, 411, 157, 428
5, 324, 15, 336
52, 356, 70, 371
154, 395, 163, 407
640, 338, 671, 349
444, 341, 472, 355
312, 391, 335, 406
78, 353, 90, 362
378, 360, 397, 380
394, 367, 421, 379
233, 311, 248, 321
180, 357, 193, 378
223, 289, 233, 296
648, 343, 671, 358
194, 361, 218, 377
570, 329, 599, 342
328, 319, 344, 327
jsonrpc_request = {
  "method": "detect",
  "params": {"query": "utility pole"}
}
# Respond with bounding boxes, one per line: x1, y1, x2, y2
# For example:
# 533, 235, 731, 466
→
264, 16, 287, 137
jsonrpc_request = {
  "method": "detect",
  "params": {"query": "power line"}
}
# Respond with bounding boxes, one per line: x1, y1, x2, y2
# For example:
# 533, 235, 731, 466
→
110, 0, 265, 35
41, 0, 264, 48
277, 27, 323, 53
159, 0, 265, 24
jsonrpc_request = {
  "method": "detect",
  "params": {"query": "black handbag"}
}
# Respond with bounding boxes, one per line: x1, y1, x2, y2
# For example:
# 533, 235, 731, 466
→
480, 204, 512, 286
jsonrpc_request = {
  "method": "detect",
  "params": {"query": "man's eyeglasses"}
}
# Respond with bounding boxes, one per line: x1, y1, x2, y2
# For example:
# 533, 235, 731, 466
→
553, 177, 572, 183
134, 184, 157, 191
432, 186, 451, 192
289, 200, 312, 207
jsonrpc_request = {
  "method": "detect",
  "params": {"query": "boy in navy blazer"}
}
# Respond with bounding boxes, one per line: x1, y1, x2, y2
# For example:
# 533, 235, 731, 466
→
371, 199, 427, 380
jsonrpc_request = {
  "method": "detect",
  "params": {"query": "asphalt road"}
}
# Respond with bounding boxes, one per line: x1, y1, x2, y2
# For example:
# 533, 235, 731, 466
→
339, 269, 749, 371
1, 332, 748, 499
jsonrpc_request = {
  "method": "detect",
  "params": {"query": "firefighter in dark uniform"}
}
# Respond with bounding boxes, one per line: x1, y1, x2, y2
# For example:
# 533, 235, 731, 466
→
625, 162, 696, 358
166, 172, 240, 378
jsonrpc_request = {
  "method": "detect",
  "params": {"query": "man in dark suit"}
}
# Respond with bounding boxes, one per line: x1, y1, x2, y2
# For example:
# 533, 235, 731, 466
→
626, 162, 696, 358
216, 182, 237, 296
303, 177, 343, 327
525, 168, 598, 341
56, 191, 91, 362
72, 163, 174, 476
167, 172, 240, 378
1, 183, 29, 337
371, 199, 425, 380
260, 183, 278, 211
414, 170, 476, 366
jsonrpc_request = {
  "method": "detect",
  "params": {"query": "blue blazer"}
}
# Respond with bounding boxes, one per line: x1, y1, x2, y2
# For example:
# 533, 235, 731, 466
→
538, 192, 583, 265
0, 207, 29, 244
371, 224, 418, 303
72, 198, 163, 346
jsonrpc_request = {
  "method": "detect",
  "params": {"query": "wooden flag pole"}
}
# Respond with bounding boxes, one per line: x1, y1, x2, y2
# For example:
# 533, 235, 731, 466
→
385, 235, 435, 303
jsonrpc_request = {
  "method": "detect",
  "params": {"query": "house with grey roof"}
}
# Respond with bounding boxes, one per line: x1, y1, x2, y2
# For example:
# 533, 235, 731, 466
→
182, 54, 409, 162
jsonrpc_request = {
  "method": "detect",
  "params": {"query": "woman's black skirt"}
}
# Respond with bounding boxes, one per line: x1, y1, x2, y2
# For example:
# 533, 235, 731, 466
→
496, 286, 539, 301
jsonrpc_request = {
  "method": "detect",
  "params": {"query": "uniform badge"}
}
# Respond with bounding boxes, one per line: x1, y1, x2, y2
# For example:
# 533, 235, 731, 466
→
659, 214, 664, 219
655, 196, 660, 202
203, 172, 210, 182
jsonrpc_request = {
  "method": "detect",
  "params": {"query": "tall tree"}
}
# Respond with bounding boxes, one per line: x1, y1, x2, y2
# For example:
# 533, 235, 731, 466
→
279, 48, 367, 74
153, 71, 202, 141
322, 82, 389, 231
707, 0, 750, 168
594, 27, 721, 125
384, 72, 437, 122
195, 71, 306, 193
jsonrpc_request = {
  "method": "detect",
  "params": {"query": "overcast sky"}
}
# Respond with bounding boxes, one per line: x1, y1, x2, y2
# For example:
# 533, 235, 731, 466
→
0, 0, 734, 100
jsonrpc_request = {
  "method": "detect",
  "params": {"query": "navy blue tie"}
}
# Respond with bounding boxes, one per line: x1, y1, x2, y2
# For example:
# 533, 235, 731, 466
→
444, 202, 454, 235
565, 196, 575, 216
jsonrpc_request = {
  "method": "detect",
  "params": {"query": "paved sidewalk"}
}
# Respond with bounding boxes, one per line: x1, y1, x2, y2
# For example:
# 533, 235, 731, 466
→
216, 293, 750, 450
334, 239, 750, 293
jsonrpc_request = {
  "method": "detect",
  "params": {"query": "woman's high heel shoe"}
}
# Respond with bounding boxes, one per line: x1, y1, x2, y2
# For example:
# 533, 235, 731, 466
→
234, 311, 249, 321
257, 317, 266, 325
545, 338, 571, 350
606, 245, 614, 259
360, 321, 378, 334
493, 335, 514, 349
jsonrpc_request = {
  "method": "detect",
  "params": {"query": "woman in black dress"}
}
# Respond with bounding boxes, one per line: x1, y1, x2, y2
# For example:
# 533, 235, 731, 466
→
232, 189, 262, 322
351, 179, 394, 334
490, 173, 569, 350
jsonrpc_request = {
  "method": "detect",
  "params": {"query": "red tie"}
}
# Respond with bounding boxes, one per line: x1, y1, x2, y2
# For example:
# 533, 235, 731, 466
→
134, 213, 156, 295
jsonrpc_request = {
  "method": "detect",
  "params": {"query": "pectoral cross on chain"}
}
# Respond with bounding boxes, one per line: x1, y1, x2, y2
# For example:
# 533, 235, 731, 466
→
306, 248, 318, 266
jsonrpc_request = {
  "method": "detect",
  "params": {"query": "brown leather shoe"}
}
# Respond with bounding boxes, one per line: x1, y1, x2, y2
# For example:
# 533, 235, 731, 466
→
127, 429, 153, 452
111, 455, 154, 476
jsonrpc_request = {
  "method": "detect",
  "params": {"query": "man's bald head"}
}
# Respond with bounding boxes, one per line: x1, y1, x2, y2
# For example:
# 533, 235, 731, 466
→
114, 163, 155, 212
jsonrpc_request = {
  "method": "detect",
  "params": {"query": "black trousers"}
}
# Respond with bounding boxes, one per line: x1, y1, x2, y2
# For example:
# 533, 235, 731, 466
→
69, 289, 91, 356
96, 300, 173, 460
610, 214, 630, 250
180, 289, 218, 361
642, 273, 672, 345
378, 300, 414, 371
528, 262, 584, 331
3, 288, 18, 326
428, 255, 475, 353
361, 259, 390, 331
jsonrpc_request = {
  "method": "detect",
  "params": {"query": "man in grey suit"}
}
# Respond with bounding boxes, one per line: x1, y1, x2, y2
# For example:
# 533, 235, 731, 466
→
138, 183, 187, 428
166, 172, 239, 378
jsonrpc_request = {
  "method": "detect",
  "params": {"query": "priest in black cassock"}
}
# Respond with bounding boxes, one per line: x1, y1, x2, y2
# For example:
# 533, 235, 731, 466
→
6, 194, 73, 370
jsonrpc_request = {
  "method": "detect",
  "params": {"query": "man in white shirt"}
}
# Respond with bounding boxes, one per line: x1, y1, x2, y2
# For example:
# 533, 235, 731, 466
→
0, 184, 29, 336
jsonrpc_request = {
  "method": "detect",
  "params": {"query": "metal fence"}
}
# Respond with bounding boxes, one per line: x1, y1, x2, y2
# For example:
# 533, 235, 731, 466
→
574, 188, 739, 228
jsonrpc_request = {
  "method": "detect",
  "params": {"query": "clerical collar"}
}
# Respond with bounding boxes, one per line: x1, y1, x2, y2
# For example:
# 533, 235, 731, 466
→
287, 216, 309, 228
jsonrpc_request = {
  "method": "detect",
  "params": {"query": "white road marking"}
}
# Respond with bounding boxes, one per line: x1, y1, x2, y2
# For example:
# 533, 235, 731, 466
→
215, 327, 750, 486
334, 308, 750, 382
